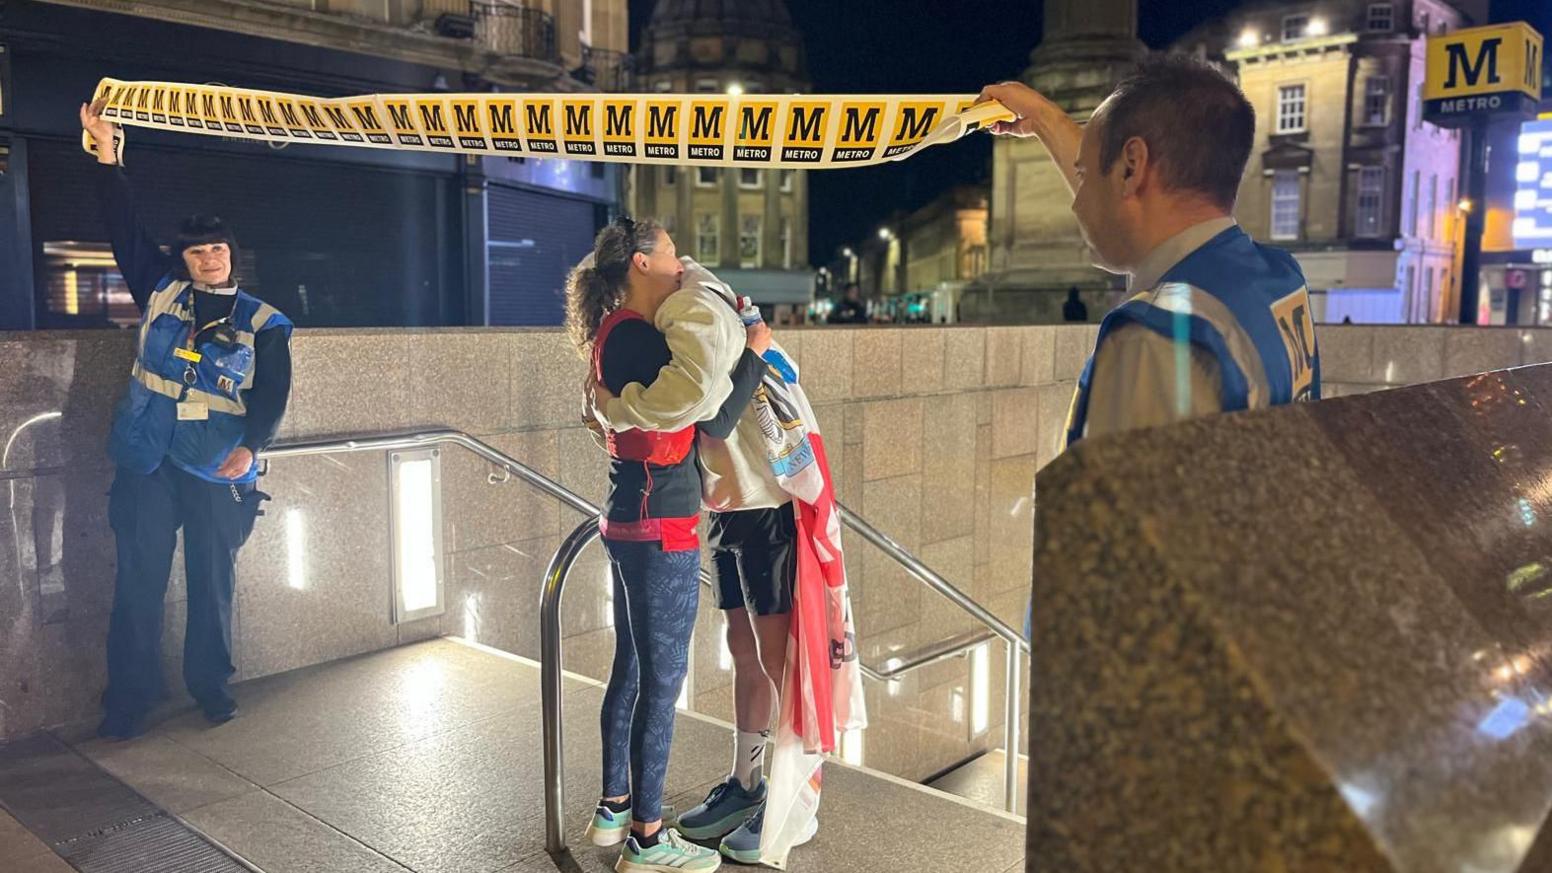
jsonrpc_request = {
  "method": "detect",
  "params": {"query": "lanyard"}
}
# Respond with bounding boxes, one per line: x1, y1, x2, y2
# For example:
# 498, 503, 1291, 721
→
175, 291, 232, 385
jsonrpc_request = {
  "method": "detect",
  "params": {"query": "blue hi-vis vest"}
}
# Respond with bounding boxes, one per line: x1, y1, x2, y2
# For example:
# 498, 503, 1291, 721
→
1066, 226, 1320, 446
108, 278, 292, 484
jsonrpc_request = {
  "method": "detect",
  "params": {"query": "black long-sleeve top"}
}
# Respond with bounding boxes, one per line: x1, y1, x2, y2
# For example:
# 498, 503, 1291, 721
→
598, 317, 765, 524
97, 164, 293, 453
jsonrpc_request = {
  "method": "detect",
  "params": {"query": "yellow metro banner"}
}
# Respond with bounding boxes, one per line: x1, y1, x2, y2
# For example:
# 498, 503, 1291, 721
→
1423, 22, 1543, 125
85, 78, 1015, 169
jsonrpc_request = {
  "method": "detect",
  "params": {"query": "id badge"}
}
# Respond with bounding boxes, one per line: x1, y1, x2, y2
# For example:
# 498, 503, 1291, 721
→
173, 347, 203, 363
176, 401, 209, 421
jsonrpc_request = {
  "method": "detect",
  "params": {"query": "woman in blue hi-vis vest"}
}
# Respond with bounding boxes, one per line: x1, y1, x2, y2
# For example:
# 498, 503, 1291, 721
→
981, 56, 1322, 660
82, 97, 295, 740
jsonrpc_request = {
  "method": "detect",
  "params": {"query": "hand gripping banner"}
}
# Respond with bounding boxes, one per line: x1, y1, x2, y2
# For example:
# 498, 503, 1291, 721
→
83, 78, 1014, 169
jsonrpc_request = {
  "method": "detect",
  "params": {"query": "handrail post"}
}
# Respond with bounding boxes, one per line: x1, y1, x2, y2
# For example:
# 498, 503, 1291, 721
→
1003, 639, 1021, 813
542, 518, 603, 856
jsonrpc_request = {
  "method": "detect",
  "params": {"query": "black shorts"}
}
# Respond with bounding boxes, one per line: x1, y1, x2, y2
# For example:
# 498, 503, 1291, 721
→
708, 504, 797, 616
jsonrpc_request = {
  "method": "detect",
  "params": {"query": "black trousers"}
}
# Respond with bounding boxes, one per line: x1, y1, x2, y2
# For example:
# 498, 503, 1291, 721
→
103, 462, 262, 717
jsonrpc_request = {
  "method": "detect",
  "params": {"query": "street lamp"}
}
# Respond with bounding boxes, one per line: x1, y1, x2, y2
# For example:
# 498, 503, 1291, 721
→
1307, 17, 1329, 36
726, 83, 744, 96
878, 227, 893, 241
1237, 29, 1258, 48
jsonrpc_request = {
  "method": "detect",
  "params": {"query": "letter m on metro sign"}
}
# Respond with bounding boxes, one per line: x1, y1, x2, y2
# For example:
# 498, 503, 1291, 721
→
1423, 22, 1542, 127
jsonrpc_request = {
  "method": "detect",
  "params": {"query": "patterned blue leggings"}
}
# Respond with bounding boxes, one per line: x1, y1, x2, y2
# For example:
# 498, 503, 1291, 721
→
600, 539, 701, 823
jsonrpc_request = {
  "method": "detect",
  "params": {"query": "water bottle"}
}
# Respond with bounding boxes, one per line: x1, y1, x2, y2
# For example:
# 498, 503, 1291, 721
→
738, 296, 797, 384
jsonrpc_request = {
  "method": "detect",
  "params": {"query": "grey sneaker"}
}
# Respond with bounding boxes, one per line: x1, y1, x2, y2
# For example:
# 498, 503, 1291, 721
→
675, 777, 766, 840
718, 804, 817, 865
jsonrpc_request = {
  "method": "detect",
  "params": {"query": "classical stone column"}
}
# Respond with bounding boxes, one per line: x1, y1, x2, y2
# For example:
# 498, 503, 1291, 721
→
964, 0, 1144, 323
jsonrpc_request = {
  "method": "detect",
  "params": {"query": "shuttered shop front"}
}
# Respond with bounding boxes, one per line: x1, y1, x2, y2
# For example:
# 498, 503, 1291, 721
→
487, 183, 600, 326
28, 141, 457, 327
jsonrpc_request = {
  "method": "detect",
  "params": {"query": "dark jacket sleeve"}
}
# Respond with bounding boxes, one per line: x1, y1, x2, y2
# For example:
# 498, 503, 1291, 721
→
97, 163, 176, 311
240, 327, 294, 453
699, 348, 765, 440
600, 320, 674, 397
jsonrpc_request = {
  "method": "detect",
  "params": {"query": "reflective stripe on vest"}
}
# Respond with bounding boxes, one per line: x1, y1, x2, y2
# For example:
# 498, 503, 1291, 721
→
1064, 226, 1319, 448
136, 281, 256, 414
109, 277, 292, 480
129, 359, 246, 415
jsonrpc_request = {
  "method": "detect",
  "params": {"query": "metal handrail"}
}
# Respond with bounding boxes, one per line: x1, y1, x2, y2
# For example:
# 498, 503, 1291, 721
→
262, 429, 595, 516
260, 429, 1028, 848
541, 505, 1028, 852
263, 430, 1006, 677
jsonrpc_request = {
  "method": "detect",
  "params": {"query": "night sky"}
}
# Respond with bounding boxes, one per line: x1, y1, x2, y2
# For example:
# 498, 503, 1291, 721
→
629, 0, 1552, 267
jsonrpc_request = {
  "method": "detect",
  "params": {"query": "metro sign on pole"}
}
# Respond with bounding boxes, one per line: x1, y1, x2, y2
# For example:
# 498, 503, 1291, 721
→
1423, 22, 1542, 126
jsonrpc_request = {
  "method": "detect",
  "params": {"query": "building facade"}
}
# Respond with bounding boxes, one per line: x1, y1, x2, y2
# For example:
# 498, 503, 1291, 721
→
1185, 0, 1487, 323
959, 0, 1145, 324
627, 0, 811, 322
0, 0, 630, 331
841, 186, 988, 324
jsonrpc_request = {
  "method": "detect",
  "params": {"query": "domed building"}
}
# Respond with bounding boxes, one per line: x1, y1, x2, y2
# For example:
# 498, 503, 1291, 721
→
629, 0, 813, 321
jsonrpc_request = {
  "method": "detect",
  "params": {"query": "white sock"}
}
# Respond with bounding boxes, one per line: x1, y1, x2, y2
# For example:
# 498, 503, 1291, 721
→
733, 729, 768, 790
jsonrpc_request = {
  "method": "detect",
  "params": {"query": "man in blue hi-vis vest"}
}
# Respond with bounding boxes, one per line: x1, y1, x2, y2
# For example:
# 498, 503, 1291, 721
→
981, 56, 1321, 640
83, 98, 294, 740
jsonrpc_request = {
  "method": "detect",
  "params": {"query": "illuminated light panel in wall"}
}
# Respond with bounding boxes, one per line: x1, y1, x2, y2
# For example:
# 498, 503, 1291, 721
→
390, 449, 446, 623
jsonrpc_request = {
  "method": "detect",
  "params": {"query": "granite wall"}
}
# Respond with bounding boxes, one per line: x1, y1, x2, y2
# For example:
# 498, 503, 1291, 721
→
1025, 363, 1552, 871
4, 324, 1551, 788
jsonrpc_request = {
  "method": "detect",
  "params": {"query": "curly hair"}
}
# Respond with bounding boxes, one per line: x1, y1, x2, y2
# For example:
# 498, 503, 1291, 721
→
564, 215, 665, 357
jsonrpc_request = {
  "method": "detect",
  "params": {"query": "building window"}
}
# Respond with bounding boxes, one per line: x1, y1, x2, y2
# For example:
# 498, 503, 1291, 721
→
696, 166, 719, 187
966, 244, 988, 277
1404, 264, 1416, 315
663, 165, 678, 186
779, 169, 794, 192
1448, 177, 1458, 236
653, 80, 672, 93
779, 217, 792, 269
1281, 14, 1310, 42
694, 78, 719, 93
1271, 170, 1302, 240
1427, 174, 1438, 239
1364, 75, 1391, 125
697, 214, 719, 263
1367, 3, 1393, 31
1424, 267, 1435, 321
1418, 11, 1430, 34
738, 168, 762, 189
1277, 84, 1307, 133
1356, 167, 1385, 237
739, 215, 762, 268
1407, 170, 1420, 236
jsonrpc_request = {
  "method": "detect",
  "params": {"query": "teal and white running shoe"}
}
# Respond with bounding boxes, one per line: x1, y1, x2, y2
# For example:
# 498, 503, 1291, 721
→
718, 805, 818, 865
676, 777, 766, 840
586, 802, 632, 847
615, 828, 722, 873
587, 802, 679, 847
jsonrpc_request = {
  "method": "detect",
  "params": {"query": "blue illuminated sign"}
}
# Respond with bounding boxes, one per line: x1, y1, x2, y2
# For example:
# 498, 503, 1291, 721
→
1515, 118, 1552, 246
